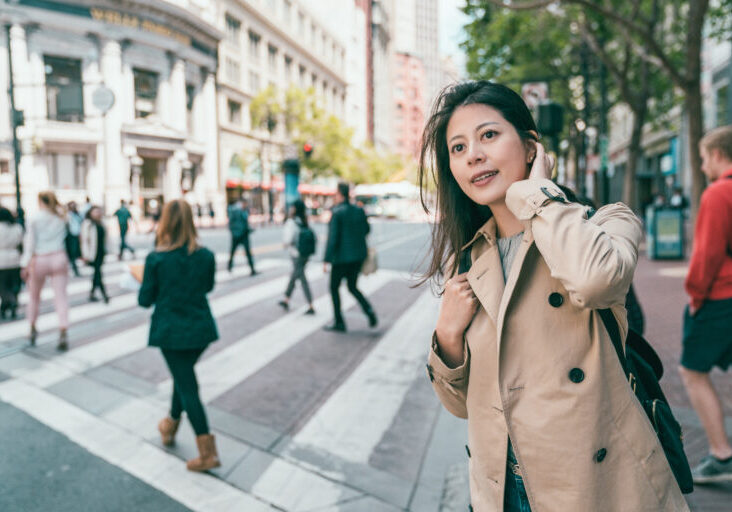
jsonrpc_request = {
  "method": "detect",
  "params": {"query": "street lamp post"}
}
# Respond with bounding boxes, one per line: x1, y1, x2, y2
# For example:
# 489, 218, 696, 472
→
5, 24, 24, 227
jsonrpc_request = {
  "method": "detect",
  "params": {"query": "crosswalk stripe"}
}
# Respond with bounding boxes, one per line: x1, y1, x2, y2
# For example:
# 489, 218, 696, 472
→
156, 270, 397, 403
0, 259, 288, 344
285, 288, 439, 464
17, 252, 244, 305
0, 379, 276, 512
10, 263, 327, 388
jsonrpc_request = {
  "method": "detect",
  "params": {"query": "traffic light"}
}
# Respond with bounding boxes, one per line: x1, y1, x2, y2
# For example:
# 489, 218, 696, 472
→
303, 143, 313, 159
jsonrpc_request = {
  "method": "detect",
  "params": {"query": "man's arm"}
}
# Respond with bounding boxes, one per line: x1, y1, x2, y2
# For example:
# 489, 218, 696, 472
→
685, 188, 732, 312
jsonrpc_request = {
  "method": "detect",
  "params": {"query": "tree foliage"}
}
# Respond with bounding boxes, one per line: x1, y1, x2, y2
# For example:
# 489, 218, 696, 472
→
249, 86, 404, 184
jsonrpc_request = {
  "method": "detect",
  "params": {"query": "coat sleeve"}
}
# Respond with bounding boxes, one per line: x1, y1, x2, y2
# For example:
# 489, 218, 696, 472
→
20, 219, 36, 268
324, 210, 341, 263
506, 179, 642, 310
205, 250, 216, 293
138, 253, 158, 308
427, 332, 470, 419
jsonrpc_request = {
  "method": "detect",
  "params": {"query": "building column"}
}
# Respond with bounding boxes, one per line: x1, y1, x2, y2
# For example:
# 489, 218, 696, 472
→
200, 68, 222, 216
170, 57, 187, 133
100, 38, 124, 213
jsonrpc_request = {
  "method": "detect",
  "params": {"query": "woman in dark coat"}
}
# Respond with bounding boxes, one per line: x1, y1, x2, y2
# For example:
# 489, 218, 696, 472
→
138, 199, 220, 472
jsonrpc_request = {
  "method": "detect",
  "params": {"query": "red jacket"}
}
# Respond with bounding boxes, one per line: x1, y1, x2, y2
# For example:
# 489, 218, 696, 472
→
686, 167, 732, 310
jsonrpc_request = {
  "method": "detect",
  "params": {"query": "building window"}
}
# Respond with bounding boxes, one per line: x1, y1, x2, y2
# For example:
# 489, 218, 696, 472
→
249, 71, 260, 93
48, 152, 87, 189
0, 160, 9, 175
716, 84, 729, 127
133, 68, 158, 118
228, 99, 242, 125
225, 57, 241, 85
299, 65, 306, 86
284, 0, 292, 20
298, 12, 305, 36
44, 55, 83, 122
311, 23, 316, 46
225, 14, 241, 45
186, 84, 195, 133
311, 73, 317, 87
284, 55, 293, 79
268, 45, 278, 71
248, 31, 261, 60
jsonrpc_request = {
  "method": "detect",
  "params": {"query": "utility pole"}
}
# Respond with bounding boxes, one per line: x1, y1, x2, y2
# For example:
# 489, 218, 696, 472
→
599, 52, 609, 205
580, 42, 591, 199
5, 24, 24, 227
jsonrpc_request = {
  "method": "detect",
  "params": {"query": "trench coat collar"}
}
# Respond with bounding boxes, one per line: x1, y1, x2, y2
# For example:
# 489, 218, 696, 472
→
463, 217, 535, 330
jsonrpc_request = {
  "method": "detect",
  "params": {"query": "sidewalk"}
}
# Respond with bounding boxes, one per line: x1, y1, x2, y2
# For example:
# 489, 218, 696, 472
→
634, 252, 732, 510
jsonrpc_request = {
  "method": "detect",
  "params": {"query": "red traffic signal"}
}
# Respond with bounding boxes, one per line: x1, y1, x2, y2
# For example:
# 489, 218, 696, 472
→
303, 143, 313, 158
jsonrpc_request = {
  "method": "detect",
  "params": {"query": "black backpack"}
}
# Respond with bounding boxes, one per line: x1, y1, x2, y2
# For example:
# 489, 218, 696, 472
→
458, 250, 693, 494
297, 224, 317, 257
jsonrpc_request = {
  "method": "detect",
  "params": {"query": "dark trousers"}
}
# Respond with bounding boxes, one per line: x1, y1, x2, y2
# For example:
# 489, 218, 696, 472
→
228, 232, 255, 272
119, 227, 135, 258
0, 267, 21, 316
66, 235, 80, 275
285, 256, 312, 303
90, 259, 107, 300
330, 261, 372, 325
161, 347, 209, 436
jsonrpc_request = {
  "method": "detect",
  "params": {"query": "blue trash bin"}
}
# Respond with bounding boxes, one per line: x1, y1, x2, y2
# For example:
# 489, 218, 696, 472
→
646, 206, 684, 260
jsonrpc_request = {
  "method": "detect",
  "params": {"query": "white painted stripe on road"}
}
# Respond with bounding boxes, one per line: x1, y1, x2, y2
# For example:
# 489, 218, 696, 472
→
12, 264, 326, 388
0, 379, 275, 512
658, 266, 688, 278
286, 288, 439, 464
0, 259, 287, 344
17, 252, 244, 305
158, 270, 397, 403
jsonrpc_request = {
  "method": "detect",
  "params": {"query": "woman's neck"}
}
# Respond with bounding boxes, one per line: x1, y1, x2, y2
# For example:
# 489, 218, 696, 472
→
489, 201, 524, 239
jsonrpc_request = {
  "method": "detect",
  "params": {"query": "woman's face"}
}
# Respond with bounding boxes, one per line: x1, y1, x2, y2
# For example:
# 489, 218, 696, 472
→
446, 103, 534, 207
91, 207, 102, 221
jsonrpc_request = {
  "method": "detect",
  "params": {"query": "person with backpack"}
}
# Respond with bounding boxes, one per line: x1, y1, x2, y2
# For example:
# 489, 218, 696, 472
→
138, 199, 220, 472
0, 206, 23, 320
278, 199, 316, 315
420, 81, 688, 510
680, 124, 732, 484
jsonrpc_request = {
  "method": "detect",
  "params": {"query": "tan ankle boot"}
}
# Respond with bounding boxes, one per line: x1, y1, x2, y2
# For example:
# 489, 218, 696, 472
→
158, 417, 180, 446
186, 434, 221, 472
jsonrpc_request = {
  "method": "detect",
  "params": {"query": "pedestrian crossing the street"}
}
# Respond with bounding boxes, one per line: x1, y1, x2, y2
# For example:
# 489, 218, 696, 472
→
0, 254, 469, 512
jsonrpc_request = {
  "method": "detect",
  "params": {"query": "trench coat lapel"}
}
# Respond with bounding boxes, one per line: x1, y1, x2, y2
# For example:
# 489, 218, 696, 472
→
496, 222, 535, 358
465, 218, 504, 327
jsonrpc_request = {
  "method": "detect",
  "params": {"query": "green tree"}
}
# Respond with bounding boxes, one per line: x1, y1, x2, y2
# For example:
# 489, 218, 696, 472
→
485, 0, 728, 220
250, 85, 404, 183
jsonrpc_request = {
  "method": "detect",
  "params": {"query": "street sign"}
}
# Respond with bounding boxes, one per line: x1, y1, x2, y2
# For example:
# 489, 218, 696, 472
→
92, 85, 115, 114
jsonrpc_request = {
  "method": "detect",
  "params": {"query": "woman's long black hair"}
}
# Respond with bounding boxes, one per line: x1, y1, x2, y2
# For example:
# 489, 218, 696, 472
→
291, 199, 308, 228
418, 80, 539, 285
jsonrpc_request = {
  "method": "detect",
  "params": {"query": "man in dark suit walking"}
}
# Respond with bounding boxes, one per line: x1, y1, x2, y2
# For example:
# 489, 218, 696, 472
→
323, 182, 377, 332
227, 198, 257, 275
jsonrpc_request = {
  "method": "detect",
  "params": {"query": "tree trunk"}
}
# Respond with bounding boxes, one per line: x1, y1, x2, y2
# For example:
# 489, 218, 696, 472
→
686, 81, 705, 224
623, 103, 646, 210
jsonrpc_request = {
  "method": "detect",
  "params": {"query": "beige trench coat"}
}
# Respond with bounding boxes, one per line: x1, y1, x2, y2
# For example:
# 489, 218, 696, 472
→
427, 179, 689, 511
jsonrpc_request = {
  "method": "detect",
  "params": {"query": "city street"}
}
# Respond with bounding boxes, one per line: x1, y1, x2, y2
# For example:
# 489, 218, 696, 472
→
0, 219, 730, 511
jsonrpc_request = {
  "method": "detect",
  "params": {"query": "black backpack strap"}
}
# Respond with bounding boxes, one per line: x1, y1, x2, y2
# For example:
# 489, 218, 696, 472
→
598, 308, 629, 377
458, 248, 472, 274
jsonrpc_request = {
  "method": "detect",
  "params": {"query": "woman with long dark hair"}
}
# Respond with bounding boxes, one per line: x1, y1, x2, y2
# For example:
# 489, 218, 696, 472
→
21, 191, 70, 350
138, 199, 220, 472
0, 207, 23, 320
278, 199, 315, 314
420, 81, 687, 510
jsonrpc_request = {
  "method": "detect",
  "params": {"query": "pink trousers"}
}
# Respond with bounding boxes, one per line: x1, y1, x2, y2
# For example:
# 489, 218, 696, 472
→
27, 251, 69, 329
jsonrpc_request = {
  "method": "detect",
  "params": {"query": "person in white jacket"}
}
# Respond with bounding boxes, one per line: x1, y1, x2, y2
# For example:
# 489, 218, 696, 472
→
0, 206, 23, 319
21, 191, 70, 350
80, 206, 109, 303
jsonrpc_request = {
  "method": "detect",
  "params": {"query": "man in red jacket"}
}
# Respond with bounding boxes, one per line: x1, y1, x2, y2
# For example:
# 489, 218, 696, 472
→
680, 124, 732, 484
